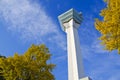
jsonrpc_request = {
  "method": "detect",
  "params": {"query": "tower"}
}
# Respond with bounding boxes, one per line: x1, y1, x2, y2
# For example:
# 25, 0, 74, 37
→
58, 9, 91, 80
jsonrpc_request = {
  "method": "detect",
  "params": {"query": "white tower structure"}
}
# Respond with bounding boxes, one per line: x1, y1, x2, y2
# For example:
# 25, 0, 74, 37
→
58, 9, 91, 80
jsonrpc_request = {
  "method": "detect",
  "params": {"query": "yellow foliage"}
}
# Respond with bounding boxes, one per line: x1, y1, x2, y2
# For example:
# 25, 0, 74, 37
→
95, 0, 120, 54
0, 44, 55, 80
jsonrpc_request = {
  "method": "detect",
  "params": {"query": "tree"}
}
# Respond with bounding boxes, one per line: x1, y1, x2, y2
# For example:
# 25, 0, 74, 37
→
0, 55, 6, 58
95, 0, 120, 54
0, 55, 5, 80
0, 44, 55, 80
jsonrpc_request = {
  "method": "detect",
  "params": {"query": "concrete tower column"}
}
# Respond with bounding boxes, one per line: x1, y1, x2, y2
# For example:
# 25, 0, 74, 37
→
63, 19, 85, 80
58, 8, 91, 80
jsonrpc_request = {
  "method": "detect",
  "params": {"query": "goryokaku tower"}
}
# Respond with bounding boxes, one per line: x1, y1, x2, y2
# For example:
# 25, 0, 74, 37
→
58, 9, 91, 80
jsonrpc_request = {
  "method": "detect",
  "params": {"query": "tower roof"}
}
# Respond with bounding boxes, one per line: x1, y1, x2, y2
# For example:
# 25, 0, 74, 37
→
58, 8, 83, 31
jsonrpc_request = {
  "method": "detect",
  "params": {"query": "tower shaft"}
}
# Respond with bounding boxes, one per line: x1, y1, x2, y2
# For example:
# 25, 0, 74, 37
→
64, 19, 84, 80
58, 8, 91, 80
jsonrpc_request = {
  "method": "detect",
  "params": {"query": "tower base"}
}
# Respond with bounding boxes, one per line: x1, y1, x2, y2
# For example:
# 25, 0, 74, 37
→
80, 77, 92, 80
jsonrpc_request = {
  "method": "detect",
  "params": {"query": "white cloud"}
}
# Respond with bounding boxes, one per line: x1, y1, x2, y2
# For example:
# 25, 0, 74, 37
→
91, 40, 109, 53
79, 13, 120, 80
81, 43, 120, 80
0, 0, 66, 50
108, 74, 120, 80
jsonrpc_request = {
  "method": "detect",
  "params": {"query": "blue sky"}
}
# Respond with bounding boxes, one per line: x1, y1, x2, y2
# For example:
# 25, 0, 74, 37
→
0, 0, 120, 80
